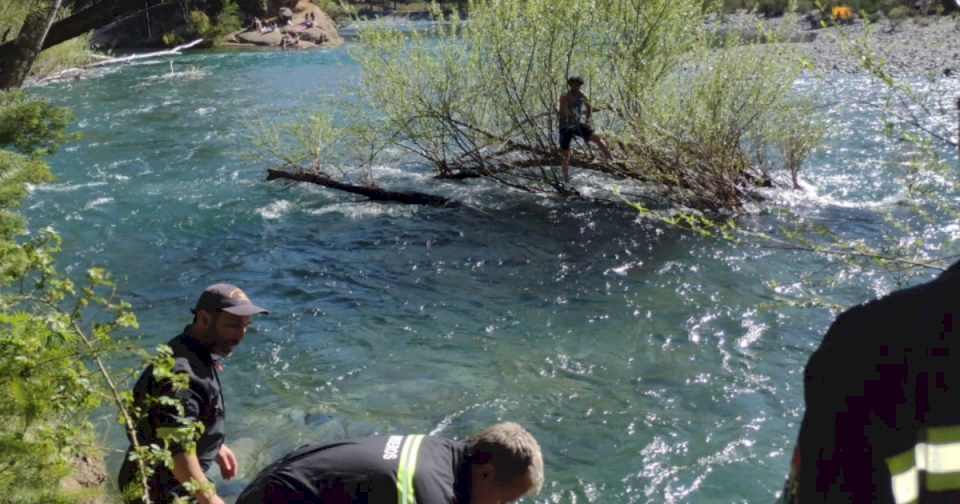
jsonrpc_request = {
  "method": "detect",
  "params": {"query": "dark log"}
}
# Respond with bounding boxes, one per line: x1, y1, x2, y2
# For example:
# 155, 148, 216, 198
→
266, 168, 459, 207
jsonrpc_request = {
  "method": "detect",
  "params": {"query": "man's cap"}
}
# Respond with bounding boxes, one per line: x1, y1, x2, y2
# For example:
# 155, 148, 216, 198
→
567, 75, 584, 85
192, 283, 269, 317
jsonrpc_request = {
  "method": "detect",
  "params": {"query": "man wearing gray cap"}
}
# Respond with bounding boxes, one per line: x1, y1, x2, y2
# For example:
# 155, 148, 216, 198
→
118, 284, 269, 504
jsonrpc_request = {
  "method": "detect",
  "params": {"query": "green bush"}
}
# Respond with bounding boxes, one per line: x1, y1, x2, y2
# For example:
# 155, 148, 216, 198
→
184, 0, 243, 47
796, 0, 816, 13
0, 91, 71, 243
217, 0, 243, 34
186, 10, 215, 39
313, 0, 354, 26
0, 89, 141, 504
756, 0, 791, 15
0, 87, 197, 504
163, 31, 184, 47
888, 5, 909, 29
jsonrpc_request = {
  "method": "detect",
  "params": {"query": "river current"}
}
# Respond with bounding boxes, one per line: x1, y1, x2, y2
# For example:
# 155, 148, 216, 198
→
25, 41, 960, 503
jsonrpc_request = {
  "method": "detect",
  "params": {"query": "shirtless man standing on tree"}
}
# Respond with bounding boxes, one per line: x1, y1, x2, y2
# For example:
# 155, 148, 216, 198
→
557, 75, 613, 183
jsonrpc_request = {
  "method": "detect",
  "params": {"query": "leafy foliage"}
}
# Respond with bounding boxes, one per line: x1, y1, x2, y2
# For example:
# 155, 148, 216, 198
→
638, 16, 960, 313
339, 0, 816, 210
0, 85, 205, 504
0, 230, 137, 503
0, 90, 71, 243
178, 0, 243, 47
313, 0, 355, 26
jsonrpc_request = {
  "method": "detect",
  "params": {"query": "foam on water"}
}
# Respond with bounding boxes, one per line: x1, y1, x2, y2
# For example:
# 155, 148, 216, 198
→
257, 200, 294, 219
306, 201, 422, 219
84, 197, 113, 210
29, 180, 108, 193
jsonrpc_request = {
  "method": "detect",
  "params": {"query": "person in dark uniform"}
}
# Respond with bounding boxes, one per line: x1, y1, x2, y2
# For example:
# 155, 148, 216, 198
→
777, 261, 960, 504
235, 421, 544, 504
118, 283, 269, 504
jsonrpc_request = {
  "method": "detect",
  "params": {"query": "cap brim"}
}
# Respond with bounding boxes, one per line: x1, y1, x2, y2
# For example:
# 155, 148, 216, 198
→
223, 304, 270, 316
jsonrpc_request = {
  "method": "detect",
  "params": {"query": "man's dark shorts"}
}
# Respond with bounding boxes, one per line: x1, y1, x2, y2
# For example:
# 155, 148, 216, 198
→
559, 124, 594, 150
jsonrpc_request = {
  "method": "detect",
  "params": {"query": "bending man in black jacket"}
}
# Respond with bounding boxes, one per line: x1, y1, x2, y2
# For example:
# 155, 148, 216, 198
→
236, 421, 544, 504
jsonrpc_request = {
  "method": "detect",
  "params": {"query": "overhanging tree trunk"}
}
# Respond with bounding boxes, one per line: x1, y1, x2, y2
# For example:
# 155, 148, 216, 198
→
0, 0, 164, 59
0, 0, 63, 90
266, 168, 459, 207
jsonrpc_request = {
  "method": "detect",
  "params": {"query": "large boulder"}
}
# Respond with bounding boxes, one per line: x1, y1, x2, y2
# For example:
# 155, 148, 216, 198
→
235, 29, 285, 46
234, 0, 342, 47
269, 0, 300, 13
278, 6, 294, 25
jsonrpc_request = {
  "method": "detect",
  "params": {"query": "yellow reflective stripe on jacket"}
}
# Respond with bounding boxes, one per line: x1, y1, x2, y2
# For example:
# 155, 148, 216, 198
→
886, 426, 960, 504
396, 435, 425, 504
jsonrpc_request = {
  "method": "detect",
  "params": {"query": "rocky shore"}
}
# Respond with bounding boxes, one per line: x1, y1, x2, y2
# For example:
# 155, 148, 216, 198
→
718, 12, 960, 76
225, 0, 343, 49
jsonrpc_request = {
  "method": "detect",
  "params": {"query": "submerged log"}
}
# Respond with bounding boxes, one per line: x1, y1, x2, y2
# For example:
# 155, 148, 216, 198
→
266, 168, 459, 207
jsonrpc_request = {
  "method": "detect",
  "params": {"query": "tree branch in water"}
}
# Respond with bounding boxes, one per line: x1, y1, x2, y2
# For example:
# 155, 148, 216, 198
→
265, 168, 459, 207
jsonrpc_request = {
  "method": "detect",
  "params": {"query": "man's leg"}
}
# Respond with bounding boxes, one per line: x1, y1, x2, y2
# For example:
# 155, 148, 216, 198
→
588, 133, 613, 162
559, 129, 574, 183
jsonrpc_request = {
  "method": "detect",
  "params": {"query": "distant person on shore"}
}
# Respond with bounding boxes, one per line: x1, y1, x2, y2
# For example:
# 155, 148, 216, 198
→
557, 75, 613, 184
117, 284, 269, 504
250, 16, 263, 31
775, 262, 960, 503
234, 422, 544, 504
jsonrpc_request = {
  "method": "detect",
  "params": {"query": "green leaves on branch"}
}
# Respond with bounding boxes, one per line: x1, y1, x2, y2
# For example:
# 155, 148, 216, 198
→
0, 90, 69, 242
0, 89, 200, 504
0, 228, 139, 503
170, 0, 243, 48
348, 0, 818, 207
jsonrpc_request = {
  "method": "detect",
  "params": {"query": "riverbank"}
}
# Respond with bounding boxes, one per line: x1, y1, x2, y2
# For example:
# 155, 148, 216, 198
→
718, 12, 959, 75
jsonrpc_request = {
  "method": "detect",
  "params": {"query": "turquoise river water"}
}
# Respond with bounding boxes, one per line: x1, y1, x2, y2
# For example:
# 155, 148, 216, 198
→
24, 40, 960, 504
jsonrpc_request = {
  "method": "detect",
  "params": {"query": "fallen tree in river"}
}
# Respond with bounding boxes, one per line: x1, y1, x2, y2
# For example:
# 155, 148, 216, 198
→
334, 0, 821, 212
33, 38, 203, 84
249, 0, 821, 211
265, 168, 459, 207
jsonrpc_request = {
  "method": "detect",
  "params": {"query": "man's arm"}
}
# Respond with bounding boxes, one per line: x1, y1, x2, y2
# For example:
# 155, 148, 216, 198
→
583, 94, 592, 123
557, 94, 568, 119
152, 373, 224, 504
171, 452, 225, 504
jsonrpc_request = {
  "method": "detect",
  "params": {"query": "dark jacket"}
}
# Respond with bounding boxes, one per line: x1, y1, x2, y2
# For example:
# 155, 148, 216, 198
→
236, 434, 470, 504
117, 331, 225, 503
778, 263, 960, 503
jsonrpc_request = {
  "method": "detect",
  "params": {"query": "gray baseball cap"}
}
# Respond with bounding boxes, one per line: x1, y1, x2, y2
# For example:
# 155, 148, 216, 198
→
192, 283, 269, 316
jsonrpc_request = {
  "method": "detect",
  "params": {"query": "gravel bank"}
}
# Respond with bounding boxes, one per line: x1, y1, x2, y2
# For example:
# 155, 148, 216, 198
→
719, 13, 960, 75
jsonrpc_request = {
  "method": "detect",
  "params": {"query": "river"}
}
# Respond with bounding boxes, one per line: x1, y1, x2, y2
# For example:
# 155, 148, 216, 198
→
25, 41, 960, 503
